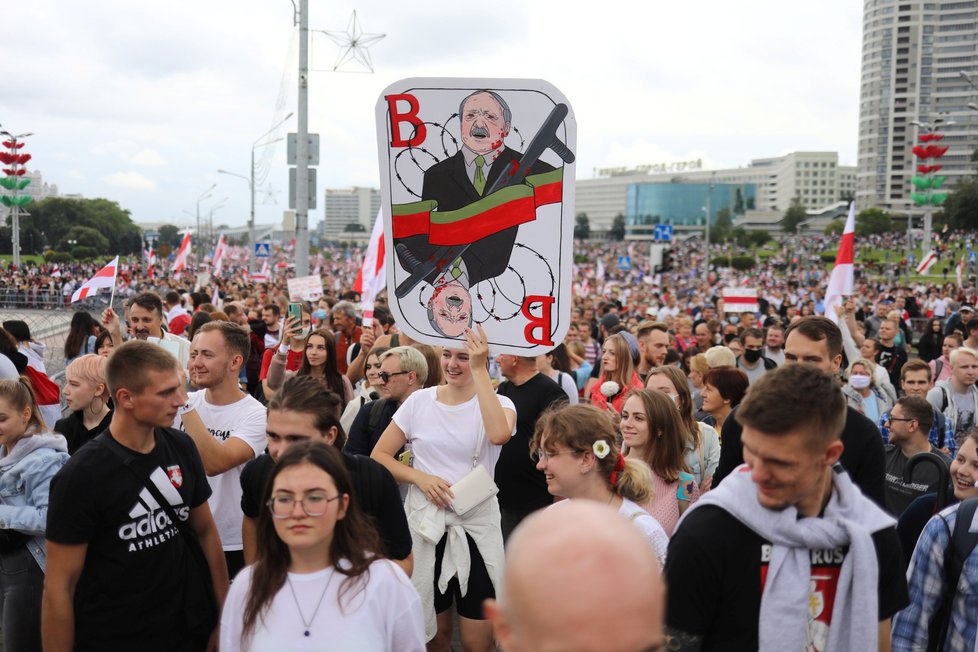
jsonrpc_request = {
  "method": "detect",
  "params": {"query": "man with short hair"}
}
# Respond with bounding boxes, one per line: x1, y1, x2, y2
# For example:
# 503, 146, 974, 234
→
494, 354, 568, 540
927, 346, 978, 446
485, 502, 666, 652
864, 302, 890, 340
666, 364, 908, 651
331, 300, 362, 375
239, 375, 412, 574
174, 321, 267, 579
694, 322, 714, 351
636, 321, 671, 383
965, 318, 978, 351
882, 396, 947, 517
879, 360, 955, 456
943, 302, 974, 336
103, 292, 192, 367
43, 341, 229, 650
763, 323, 785, 366
346, 346, 428, 457
260, 303, 282, 349
877, 318, 908, 390
736, 328, 776, 384
714, 316, 887, 507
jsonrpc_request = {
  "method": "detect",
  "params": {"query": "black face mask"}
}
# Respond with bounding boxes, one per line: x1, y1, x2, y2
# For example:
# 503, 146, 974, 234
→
743, 348, 763, 363
724, 333, 737, 344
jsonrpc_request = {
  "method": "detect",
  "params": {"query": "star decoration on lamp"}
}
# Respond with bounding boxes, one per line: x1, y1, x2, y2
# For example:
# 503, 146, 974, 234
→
320, 11, 385, 73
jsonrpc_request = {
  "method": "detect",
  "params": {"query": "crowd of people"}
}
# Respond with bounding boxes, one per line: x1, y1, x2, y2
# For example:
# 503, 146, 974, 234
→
0, 229, 978, 650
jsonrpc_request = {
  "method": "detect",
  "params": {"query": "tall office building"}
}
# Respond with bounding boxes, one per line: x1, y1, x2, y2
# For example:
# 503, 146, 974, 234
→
319, 186, 381, 237
857, 0, 978, 211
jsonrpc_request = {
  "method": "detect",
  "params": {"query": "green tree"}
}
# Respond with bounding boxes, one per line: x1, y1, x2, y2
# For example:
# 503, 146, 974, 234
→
781, 197, 808, 234
58, 225, 110, 253
713, 208, 733, 243
157, 225, 182, 249
574, 212, 590, 239
855, 207, 892, 236
824, 218, 845, 236
941, 178, 978, 231
10, 196, 143, 256
748, 230, 771, 247
610, 214, 626, 241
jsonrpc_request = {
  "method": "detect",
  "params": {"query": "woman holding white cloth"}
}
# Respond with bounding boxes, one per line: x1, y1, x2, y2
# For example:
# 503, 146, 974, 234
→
372, 325, 516, 652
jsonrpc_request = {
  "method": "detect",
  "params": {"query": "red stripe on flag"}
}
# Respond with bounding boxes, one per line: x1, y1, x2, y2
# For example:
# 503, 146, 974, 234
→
723, 297, 757, 305
391, 211, 431, 239
374, 236, 385, 275
835, 232, 854, 266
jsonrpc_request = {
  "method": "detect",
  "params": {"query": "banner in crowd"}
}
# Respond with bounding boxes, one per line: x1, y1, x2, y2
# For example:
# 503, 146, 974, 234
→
721, 287, 758, 314
287, 274, 325, 302
375, 77, 576, 354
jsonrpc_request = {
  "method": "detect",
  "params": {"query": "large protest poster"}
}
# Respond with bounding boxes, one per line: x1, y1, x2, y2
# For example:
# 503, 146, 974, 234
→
375, 78, 576, 354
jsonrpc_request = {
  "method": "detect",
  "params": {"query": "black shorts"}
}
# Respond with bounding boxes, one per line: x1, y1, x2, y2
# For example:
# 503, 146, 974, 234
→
432, 532, 494, 620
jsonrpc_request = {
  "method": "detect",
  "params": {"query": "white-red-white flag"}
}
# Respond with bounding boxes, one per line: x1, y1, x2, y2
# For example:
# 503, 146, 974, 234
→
172, 232, 192, 273
957, 254, 965, 288
251, 259, 270, 282
722, 287, 759, 313
144, 246, 156, 280
916, 250, 938, 275
71, 256, 119, 304
212, 235, 227, 277
354, 209, 386, 326
825, 202, 856, 324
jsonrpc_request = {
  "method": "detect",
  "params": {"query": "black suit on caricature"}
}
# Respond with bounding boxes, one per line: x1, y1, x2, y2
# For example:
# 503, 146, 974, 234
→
395, 146, 554, 287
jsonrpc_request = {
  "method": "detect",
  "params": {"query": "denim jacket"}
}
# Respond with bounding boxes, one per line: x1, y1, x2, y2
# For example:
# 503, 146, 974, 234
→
0, 431, 69, 571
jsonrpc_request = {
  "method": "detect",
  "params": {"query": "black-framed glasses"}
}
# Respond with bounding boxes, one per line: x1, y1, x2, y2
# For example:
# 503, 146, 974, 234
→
886, 416, 915, 423
377, 371, 410, 384
267, 493, 342, 518
531, 449, 580, 463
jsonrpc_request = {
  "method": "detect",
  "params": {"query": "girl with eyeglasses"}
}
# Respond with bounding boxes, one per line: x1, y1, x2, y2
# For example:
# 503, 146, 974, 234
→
220, 440, 424, 651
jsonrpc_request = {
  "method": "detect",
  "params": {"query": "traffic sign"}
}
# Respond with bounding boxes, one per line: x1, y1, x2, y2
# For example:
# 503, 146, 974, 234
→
618, 256, 631, 271
255, 243, 270, 258
653, 224, 673, 242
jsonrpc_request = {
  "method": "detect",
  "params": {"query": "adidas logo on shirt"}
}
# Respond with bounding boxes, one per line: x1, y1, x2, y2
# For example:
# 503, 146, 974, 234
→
118, 468, 190, 552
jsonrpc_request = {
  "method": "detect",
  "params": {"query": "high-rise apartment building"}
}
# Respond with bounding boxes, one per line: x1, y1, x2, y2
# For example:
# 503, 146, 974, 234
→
319, 186, 381, 237
857, 0, 978, 211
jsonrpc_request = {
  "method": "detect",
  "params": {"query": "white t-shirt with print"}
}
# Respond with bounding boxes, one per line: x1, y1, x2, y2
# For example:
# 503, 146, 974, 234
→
174, 390, 267, 550
392, 387, 516, 485
220, 560, 425, 652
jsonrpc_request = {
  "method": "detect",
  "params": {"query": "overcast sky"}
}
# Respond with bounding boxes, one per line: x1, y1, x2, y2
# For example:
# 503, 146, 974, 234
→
2, 0, 864, 229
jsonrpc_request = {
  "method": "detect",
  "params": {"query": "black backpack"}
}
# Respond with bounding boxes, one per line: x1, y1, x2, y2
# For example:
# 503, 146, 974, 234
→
927, 496, 978, 652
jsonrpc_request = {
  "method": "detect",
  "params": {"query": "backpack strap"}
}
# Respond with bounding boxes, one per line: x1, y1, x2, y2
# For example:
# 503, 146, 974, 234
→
935, 358, 944, 379
367, 398, 388, 431
929, 497, 978, 651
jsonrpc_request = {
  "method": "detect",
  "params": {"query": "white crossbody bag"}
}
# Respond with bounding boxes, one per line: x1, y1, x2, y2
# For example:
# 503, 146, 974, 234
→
448, 425, 498, 515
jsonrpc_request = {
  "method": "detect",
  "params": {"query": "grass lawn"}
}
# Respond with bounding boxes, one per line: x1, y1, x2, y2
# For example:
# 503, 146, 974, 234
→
0, 255, 45, 264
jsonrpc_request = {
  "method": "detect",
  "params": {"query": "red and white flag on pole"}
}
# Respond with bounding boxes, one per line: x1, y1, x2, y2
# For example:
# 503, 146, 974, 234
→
212, 235, 227, 277
251, 259, 270, 283
71, 256, 119, 304
825, 202, 856, 324
916, 250, 938, 275
172, 231, 192, 273
722, 287, 759, 313
957, 254, 965, 288
353, 209, 386, 326
144, 246, 156, 281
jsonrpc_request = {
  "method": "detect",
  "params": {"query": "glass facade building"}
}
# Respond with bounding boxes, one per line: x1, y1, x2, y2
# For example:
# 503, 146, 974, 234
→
626, 182, 757, 235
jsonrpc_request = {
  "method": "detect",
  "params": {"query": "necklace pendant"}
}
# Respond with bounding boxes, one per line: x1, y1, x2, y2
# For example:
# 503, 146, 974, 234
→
304, 630, 310, 637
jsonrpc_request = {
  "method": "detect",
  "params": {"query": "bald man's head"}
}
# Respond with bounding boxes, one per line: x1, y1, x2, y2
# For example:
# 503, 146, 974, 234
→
485, 502, 665, 652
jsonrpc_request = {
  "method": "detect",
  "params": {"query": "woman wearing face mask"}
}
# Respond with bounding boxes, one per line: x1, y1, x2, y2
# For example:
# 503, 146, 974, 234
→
620, 389, 698, 536
0, 378, 70, 652
842, 358, 892, 425
54, 354, 112, 455
339, 347, 389, 435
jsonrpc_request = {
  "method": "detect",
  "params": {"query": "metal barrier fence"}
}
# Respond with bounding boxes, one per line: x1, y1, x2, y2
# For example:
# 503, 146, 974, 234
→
0, 288, 67, 310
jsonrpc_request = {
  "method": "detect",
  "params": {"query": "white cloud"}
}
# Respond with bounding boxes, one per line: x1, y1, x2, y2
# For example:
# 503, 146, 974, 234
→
129, 149, 166, 166
103, 171, 156, 190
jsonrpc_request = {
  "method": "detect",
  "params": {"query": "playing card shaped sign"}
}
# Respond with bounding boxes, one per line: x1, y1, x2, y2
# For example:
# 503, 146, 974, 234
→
376, 78, 576, 355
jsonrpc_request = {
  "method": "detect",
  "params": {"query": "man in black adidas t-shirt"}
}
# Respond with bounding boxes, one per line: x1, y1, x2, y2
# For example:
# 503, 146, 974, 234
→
43, 341, 228, 652
239, 376, 412, 573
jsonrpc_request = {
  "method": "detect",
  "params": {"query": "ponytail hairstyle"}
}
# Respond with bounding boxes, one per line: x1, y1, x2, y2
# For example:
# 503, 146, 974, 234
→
0, 377, 46, 432
532, 404, 652, 503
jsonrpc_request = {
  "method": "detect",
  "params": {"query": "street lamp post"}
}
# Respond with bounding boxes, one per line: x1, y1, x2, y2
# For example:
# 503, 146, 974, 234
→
196, 184, 216, 243
218, 113, 292, 275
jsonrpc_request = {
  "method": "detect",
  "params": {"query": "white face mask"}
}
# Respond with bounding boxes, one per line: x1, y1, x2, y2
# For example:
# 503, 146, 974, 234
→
849, 375, 871, 390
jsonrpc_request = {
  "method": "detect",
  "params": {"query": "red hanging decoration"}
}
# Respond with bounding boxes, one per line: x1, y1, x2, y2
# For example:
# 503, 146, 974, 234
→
1, 141, 24, 149
912, 145, 929, 159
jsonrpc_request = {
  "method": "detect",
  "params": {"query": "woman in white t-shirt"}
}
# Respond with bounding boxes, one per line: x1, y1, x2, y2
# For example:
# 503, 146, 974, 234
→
530, 403, 669, 567
220, 441, 424, 652
372, 326, 517, 650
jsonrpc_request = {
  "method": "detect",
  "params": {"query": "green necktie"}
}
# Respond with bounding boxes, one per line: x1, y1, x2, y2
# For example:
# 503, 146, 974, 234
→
450, 257, 463, 280
473, 155, 486, 195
